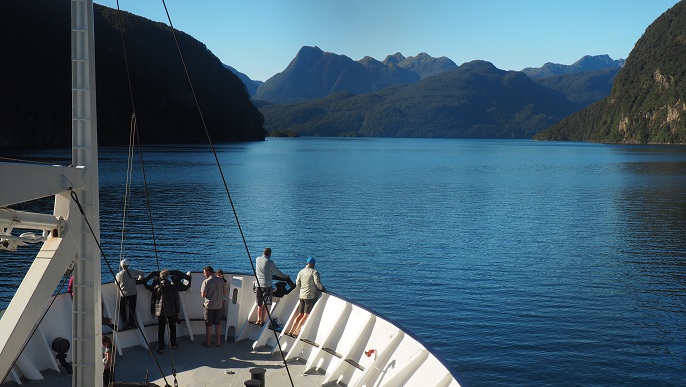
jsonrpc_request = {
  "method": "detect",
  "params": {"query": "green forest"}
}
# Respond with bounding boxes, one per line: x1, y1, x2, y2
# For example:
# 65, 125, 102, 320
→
535, 1, 686, 144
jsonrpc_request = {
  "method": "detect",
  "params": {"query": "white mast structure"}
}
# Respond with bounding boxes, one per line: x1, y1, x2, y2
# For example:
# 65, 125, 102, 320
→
0, 0, 102, 386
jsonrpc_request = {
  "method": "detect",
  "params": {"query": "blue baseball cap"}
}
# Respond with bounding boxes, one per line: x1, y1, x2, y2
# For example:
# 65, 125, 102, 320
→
306, 256, 316, 265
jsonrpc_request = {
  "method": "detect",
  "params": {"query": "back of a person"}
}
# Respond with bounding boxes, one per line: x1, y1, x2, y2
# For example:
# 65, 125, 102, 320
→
158, 280, 178, 317
255, 255, 269, 285
117, 265, 143, 296
203, 275, 223, 309
256, 255, 278, 288
298, 267, 319, 299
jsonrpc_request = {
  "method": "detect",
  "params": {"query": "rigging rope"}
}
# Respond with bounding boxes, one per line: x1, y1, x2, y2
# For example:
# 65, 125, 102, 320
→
158, 1, 295, 384
109, 0, 295, 384
115, 0, 163, 274
70, 189, 173, 387
0, 270, 72, 384
109, 2, 172, 384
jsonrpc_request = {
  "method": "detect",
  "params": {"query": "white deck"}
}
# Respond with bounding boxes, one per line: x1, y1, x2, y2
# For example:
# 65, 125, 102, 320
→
13, 336, 326, 387
2, 273, 460, 387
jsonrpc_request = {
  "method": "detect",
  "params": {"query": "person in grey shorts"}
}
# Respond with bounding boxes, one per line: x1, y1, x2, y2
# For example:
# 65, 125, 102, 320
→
286, 256, 326, 337
255, 247, 289, 326
201, 266, 225, 347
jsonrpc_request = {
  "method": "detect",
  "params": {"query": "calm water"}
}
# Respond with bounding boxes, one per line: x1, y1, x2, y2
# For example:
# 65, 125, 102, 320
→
2, 138, 686, 386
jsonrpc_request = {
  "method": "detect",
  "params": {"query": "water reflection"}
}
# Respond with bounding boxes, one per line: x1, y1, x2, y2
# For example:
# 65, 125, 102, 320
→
3, 140, 686, 386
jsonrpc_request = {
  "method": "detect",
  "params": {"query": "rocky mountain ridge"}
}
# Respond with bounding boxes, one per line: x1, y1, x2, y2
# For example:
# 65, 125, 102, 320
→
251, 46, 622, 104
522, 54, 625, 79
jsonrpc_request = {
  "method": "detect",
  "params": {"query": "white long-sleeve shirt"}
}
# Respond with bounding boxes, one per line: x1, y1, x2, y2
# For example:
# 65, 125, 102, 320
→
116, 268, 144, 296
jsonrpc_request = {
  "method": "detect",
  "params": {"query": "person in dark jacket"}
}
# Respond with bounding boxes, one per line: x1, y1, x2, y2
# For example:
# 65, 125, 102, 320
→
152, 269, 180, 353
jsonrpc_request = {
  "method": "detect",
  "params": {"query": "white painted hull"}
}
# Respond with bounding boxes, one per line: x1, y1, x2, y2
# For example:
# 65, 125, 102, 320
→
2, 273, 460, 386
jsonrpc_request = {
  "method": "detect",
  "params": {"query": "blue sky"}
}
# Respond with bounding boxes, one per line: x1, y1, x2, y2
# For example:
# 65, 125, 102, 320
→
95, 0, 680, 81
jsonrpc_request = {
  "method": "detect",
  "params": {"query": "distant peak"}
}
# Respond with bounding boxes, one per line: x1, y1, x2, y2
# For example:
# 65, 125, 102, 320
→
359, 56, 382, 66
294, 46, 327, 61
460, 60, 498, 70
572, 54, 614, 66
522, 54, 624, 78
383, 52, 406, 65
298, 45, 323, 53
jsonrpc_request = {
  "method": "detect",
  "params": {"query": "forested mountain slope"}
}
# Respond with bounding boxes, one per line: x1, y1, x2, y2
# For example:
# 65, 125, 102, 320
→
262, 61, 581, 138
535, 1, 686, 143
0, 0, 266, 149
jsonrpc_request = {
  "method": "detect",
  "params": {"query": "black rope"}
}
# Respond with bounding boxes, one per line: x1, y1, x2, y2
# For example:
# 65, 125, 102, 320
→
0, 156, 67, 166
157, 2, 295, 384
166, 318, 179, 387
69, 189, 172, 386
115, 0, 137, 114
111, 2, 177, 385
152, 280, 179, 387
0, 271, 71, 384
134, 123, 163, 273
114, 0, 162, 273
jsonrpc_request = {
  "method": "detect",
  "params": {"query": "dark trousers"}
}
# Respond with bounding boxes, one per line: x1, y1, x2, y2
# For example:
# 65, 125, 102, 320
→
119, 295, 137, 327
103, 366, 114, 386
157, 315, 177, 350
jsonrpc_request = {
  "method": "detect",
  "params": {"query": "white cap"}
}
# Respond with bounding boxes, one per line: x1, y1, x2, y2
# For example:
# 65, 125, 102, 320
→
120, 259, 130, 268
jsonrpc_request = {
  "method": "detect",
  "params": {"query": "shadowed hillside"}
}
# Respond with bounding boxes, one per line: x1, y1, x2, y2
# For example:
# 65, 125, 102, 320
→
0, 0, 266, 150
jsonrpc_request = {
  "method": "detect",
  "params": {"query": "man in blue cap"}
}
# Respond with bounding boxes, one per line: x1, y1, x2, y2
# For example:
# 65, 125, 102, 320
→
285, 256, 326, 337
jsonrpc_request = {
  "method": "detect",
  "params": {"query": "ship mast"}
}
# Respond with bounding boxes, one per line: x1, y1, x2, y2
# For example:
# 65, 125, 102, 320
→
0, 0, 101, 385
70, 0, 102, 386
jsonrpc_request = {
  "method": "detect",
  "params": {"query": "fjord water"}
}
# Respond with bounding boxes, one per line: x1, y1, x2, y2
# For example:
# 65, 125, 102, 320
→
3, 138, 686, 386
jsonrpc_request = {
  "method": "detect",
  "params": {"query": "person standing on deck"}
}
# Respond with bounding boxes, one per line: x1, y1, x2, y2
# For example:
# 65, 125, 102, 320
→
115, 259, 144, 330
286, 256, 326, 337
201, 265, 224, 347
152, 269, 180, 353
102, 335, 114, 386
217, 269, 229, 318
255, 247, 289, 326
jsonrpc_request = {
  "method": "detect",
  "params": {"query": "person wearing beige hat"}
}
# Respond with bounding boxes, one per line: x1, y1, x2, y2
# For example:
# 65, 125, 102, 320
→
115, 259, 144, 330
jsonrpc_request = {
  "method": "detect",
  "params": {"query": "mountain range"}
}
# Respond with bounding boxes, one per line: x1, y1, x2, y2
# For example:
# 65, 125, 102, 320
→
257, 52, 623, 138
250, 47, 622, 105
252, 46, 460, 104
521, 55, 625, 79
260, 60, 602, 139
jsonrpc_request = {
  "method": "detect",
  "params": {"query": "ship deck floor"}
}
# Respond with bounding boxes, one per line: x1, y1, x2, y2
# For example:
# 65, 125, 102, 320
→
12, 335, 327, 387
